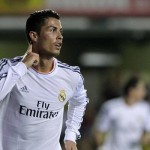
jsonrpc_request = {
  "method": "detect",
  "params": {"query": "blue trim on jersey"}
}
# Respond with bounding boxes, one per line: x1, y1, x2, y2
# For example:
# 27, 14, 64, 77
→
58, 61, 80, 71
58, 65, 85, 81
0, 59, 8, 71
0, 59, 7, 66
58, 61, 85, 81
58, 65, 81, 74
10, 56, 22, 63
0, 59, 5, 66
0, 73, 7, 80
0, 56, 22, 71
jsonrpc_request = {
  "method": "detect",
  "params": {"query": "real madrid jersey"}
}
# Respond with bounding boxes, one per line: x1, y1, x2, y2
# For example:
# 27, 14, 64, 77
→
95, 97, 150, 150
0, 56, 88, 150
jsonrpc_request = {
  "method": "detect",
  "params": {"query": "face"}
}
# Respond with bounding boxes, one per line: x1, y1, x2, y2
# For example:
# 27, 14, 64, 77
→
130, 82, 146, 101
35, 17, 63, 58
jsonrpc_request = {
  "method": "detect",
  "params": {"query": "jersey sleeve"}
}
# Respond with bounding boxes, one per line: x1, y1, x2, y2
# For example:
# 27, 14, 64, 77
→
0, 58, 27, 101
95, 102, 111, 132
64, 74, 89, 142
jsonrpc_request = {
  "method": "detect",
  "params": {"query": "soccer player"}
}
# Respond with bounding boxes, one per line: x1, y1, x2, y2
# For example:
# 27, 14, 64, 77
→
94, 76, 150, 150
0, 10, 88, 150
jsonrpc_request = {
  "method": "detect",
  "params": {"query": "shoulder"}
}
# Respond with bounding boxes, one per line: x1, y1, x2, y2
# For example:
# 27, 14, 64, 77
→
0, 56, 22, 65
137, 101, 150, 110
9, 56, 23, 65
0, 58, 8, 70
57, 60, 82, 76
57, 60, 84, 88
0, 56, 22, 71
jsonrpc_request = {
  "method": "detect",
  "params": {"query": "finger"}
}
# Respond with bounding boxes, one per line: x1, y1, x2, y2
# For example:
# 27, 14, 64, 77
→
27, 44, 32, 53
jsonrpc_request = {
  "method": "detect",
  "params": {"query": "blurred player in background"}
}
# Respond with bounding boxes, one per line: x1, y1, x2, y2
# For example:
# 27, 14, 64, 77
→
0, 9, 88, 150
94, 76, 150, 150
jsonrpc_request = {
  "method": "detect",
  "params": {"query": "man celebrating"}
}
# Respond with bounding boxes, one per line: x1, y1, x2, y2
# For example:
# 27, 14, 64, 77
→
0, 9, 88, 150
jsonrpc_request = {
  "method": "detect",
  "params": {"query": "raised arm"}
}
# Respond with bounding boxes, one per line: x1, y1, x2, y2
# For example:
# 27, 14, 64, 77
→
0, 58, 27, 101
0, 44, 39, 101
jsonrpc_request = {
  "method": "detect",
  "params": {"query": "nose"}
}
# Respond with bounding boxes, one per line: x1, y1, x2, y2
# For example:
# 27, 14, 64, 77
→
57, 32, 63, 40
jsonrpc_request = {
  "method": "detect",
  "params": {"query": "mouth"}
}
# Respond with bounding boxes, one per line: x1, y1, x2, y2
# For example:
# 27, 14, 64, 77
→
55, 43, 62, 49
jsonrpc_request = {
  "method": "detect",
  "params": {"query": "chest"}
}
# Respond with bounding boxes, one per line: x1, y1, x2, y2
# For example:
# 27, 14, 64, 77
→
110, 106, 146, 131
11, 72, 75, 110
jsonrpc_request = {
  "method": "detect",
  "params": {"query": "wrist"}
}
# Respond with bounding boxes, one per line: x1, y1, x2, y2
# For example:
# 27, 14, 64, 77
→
64, 131, 77, 143
22, 60, 30, 69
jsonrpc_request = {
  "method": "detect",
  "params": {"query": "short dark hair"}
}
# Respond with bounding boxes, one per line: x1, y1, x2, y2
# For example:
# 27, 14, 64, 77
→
123, 76, 143, 96
26, 9, 60, 42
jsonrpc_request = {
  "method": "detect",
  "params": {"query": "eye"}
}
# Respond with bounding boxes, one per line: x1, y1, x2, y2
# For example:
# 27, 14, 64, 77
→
50, 27, 57, 32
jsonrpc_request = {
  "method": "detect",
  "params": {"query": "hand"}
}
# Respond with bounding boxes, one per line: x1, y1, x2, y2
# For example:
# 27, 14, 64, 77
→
22, 44, 39, 68
64, 140, 77, 150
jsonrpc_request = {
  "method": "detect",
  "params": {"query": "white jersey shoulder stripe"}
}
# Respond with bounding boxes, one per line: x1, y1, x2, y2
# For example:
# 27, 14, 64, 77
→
0, 59, 8, 71
10, 56, 23, 63
0, 56, 22, 73
0, 73, 7, 80
57, 61, 81, 74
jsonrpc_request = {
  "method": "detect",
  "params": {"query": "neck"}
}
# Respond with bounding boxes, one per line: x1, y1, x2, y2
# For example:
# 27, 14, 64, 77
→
33, 57, 54, 74
124, 96, 137, 106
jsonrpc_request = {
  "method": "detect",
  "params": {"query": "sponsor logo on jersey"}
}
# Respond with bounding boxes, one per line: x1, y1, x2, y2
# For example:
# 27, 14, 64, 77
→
58, 90, 66, 102
19, 105, 58, 119
19, 100, 59, 119
20, 85, 29, 93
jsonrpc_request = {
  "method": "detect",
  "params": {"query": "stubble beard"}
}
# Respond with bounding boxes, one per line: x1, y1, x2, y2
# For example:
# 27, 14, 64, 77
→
39, 49, 61, 59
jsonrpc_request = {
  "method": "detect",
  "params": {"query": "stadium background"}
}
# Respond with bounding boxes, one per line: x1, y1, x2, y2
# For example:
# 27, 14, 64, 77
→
0, 0, 150, 150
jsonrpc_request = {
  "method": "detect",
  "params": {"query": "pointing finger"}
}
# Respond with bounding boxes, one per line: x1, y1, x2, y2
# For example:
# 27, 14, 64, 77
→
27, 44, 32, 53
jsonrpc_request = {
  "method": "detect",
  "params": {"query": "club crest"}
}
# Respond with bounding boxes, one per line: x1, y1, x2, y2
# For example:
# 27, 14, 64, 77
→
58, 90, 66, 102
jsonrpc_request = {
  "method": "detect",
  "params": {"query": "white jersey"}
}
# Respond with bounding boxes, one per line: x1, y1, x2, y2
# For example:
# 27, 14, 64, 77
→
95, 97, 150, 150
0, 56, 88, 150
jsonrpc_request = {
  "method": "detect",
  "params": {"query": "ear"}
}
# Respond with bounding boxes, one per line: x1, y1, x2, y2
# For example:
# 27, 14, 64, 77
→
29, 31, 38, 43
